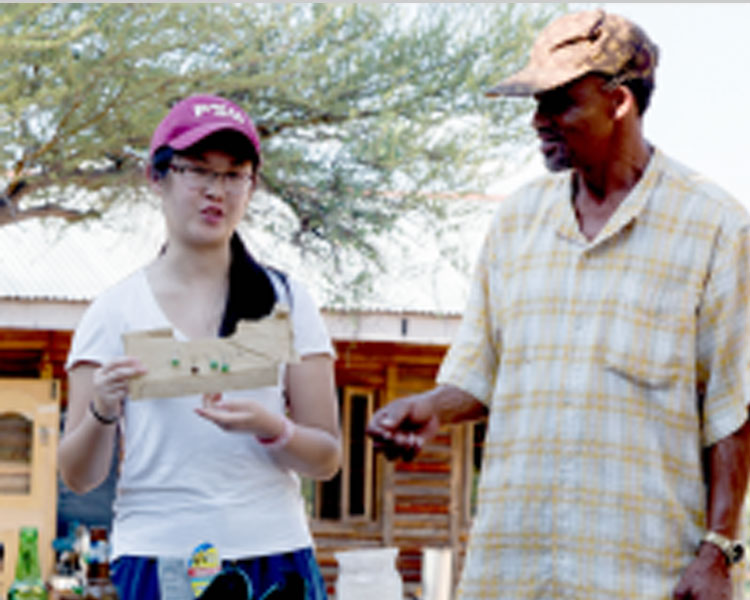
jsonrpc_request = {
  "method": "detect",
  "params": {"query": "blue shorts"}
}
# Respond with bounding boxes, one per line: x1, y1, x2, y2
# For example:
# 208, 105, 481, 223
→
111, 547, 327, 600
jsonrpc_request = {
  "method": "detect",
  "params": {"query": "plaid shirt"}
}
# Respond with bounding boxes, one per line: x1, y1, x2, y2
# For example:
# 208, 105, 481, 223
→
438, 148, 750, 599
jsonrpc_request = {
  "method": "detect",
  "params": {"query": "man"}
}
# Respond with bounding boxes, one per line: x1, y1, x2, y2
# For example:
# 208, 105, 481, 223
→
367, 9, 750, 599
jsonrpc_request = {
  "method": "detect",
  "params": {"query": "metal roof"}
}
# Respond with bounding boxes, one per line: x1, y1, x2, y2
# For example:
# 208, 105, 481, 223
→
0, 218, 160, 302
0, 200, 490, 315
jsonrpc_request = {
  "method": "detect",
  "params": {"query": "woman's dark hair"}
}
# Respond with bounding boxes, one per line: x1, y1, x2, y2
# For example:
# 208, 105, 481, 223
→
150, 146, 174, 181
150, 129, 260, 183
218, 233, 291, 337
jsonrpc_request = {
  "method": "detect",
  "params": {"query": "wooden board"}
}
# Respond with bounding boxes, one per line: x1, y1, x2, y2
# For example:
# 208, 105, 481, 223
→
122, 308, 298, 399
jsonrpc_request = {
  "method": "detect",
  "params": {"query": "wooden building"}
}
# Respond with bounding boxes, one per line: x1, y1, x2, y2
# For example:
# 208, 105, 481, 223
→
0, 299, 483, 598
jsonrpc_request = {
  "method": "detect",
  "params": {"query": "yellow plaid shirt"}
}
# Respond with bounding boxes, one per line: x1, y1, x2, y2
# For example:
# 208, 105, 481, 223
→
438, 148, 750, 599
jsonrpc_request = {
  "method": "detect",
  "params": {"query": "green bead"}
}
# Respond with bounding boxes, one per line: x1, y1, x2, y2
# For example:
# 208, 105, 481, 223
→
221, 363, 230, 373
210, 360, 219, 371
171, 357, 180, 367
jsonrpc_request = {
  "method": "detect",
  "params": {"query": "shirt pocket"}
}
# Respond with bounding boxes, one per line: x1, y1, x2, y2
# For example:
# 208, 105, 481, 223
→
599, 294, 693, 389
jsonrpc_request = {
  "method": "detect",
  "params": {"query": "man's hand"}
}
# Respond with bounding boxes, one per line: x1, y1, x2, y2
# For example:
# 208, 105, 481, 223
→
673, 542, 732, 600
366, 393, 440, 462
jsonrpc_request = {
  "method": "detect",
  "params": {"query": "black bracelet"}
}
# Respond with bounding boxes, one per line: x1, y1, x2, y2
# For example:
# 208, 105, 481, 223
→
89, 399, 119, 425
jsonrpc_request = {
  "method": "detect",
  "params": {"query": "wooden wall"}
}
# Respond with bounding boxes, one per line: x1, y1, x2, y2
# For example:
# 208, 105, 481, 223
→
0, 329, 72, 406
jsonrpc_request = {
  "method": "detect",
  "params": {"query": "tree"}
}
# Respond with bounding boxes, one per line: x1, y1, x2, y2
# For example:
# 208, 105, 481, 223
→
0, 3, 562, 299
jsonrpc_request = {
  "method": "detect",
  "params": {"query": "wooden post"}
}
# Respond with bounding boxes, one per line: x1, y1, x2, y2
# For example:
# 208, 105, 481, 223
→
448, 425, 464, 594
39, 352, 53, 379
382, 365, 399, 546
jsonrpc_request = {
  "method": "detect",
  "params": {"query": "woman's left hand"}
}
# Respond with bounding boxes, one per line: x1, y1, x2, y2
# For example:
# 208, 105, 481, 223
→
195, 355, 341, 480
195, 392, 285, 439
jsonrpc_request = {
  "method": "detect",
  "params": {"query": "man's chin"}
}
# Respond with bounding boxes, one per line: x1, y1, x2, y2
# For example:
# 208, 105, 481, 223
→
542, 154, 572, 172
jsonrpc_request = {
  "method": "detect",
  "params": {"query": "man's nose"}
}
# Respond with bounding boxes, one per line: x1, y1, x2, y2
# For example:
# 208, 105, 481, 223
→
531, 105, 549, 131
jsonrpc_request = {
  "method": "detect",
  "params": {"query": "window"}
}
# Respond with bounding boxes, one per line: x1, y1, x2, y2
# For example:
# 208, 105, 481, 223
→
0, 349, 45, 378
306, 387, 376, 520
0, 413, 32, 495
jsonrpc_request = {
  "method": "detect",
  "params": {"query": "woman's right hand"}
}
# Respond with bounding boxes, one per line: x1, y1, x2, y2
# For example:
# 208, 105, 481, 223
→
91, 357, 147, 420
60, 357, 146, 493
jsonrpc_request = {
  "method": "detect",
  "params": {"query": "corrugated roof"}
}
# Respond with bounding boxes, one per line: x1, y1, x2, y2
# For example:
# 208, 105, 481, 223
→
0, 205, 164, 302
0, 200, 490, 315
323, 305, 461, 318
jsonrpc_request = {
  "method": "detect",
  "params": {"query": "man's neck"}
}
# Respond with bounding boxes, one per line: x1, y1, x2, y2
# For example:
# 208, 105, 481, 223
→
573, 138, 652, 241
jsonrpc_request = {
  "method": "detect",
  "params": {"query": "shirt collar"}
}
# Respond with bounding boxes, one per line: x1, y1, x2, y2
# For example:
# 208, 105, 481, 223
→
554, 146, 662, 248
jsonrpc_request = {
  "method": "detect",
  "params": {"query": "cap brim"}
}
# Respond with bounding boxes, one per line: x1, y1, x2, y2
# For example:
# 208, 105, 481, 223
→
485, 79, 539, 98
485, 65, 589, 98
168, 122, 256, 153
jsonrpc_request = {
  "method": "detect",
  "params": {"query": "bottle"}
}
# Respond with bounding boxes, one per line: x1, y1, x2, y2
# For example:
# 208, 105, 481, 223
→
8, 526, 47, 600
81, 527, 118, 600
47, 548, 83, 599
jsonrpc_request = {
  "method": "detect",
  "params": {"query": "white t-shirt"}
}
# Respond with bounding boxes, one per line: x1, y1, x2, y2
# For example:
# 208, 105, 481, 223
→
66, 267, 334, 561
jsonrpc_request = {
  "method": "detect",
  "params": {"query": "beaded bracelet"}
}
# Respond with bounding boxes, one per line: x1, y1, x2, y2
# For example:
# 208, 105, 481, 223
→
258, 415, 295, 450
89, 399, 119, 425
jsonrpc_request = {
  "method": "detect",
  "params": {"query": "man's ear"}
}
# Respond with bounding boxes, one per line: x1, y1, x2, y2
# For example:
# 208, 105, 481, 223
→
612, 85, 636, 120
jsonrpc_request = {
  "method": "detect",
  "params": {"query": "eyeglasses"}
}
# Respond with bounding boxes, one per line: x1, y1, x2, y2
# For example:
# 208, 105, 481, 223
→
168, 163, 253, 194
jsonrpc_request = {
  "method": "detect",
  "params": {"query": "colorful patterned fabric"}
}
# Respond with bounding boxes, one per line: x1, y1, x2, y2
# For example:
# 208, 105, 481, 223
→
111, 547, 326, 600
437, 148, 750, 599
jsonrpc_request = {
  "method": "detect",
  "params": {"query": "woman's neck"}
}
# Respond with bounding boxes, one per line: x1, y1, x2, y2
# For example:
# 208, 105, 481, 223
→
155, 239, 232, 285
145, 239, 232, 338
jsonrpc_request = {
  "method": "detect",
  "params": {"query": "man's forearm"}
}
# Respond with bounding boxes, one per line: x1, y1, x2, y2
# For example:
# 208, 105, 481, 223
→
428, 384, 488, 425
705, 412, 750, 538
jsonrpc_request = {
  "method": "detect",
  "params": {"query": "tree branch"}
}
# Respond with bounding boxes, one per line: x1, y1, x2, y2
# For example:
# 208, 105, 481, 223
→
0, 204, 101, 226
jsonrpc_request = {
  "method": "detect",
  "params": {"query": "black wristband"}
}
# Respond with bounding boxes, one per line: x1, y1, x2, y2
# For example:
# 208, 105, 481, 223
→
89, 399, 119, 425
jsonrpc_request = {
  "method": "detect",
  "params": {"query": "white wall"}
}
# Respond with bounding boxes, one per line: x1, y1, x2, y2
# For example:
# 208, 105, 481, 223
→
1, 299, 461, 345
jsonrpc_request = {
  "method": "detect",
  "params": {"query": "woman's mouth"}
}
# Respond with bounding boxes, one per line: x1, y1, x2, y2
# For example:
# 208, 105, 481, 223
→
200, 206, 224, 224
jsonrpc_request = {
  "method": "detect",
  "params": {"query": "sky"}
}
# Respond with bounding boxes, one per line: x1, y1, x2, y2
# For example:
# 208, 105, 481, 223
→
492, 3, 750, 207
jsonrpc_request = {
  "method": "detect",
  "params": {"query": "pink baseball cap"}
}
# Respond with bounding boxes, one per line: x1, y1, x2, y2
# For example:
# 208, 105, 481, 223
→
149, 94, 261, 163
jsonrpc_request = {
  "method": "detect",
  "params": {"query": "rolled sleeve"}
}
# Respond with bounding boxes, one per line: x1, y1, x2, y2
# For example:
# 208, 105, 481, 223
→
697, 222, 750, 447
288, 278, 335, 360
436, 233, 499, 406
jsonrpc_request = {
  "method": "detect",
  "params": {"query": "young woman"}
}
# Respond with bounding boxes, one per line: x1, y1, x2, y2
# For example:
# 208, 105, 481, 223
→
58, 95, 341, 599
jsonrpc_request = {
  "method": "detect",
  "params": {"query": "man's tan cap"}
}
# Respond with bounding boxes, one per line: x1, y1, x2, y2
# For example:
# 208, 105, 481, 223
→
487, 9, 659, 97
